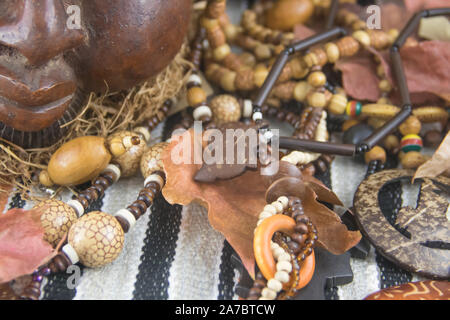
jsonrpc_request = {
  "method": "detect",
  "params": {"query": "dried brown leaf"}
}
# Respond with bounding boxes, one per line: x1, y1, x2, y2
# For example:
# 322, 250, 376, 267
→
266, 177, 361, 255
414, 132, 450, 181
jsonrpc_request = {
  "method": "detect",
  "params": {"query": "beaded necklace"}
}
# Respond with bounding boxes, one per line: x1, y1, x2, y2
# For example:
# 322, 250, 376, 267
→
14, 0, 450, 300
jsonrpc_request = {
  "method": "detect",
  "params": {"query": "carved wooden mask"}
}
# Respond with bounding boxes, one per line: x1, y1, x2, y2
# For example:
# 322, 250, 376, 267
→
0, 0, 192, 148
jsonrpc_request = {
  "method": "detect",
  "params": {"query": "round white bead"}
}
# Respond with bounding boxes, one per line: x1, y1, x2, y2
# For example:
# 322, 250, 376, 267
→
62, 244, 79, 264
67, 200, 85, 217
267, 279, 283, 292
252, 111, 263, 121
193, 105, 212, 120
277, 261, 293, 273
277, 196, 289, 209
102, 164, 121, 183
261, 288, 277, 300
278, 252, 291, 262
243, 99, 253, 118
273, 247, 285, 260
271, 201, 283, 213
259, 211, 273, 220
263, 204, 276, 215
188, 74, 202, 86
275, 270, 290, 283
270, 241, 280, 250
144, 174, 165, 189
114, 209, 137, 230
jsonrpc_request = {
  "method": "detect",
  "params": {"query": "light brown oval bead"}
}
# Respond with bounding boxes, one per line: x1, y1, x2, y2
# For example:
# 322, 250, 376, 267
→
68, 211, 124, 268
399, 116, 421, 136
324, 42, 340, 63
254, 64, 269, 88
328, 93, 347, 115
213, 44, 231, 61
35, 199, 78, 247
361, 104, 400, 119
265, 0, 314, 31
48, 136, 111, 186
254, 44, 272, 60
240, 52, 256, 68
303, 52, 318, 68
293, 81, 311, 102
353, 30, 371, 46
187, 87, 207, 107
140, 142, 169, 178
289, 58, 308, 79
220, 70, 237, 92
364, 146, 386, 164
307, 71, 326, 88
210, 94, 241, 124
401, 151, 428, 169
307, 91, 327, 108
336, 36, 360, 57
379, 79, 392, 93
412, 106, 449, 123
383, 135, 400, 151
107, 131, 146, 177
39, 170, 54, 187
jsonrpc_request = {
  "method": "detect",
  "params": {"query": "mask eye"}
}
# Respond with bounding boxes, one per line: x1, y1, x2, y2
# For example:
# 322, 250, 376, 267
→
0, 0, 25, 27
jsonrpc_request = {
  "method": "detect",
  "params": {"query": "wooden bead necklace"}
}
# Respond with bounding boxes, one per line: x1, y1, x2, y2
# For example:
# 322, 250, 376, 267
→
13, 0, 450, 300
20, 101, 174, 300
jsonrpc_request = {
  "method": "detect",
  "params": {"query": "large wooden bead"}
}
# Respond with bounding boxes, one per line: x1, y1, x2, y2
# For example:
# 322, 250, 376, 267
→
140, 142, 168, 178
210, 94, 241, 124
364, 146, 386, 164
106, 131, 146, 177
35, 200, 78, 247
68, 211, 124, 268
187, 87, 207, 107
399, 116, 421, 135
47, 136, 111, 186
265, 0, 314, 31
401, 151, 427, 169
328, 93, 347, 115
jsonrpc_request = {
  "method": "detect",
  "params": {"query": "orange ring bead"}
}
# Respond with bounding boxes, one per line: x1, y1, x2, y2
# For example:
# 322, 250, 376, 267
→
254, 214, 315, 290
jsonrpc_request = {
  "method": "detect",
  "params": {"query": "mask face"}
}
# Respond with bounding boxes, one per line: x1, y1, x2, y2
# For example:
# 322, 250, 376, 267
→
0, 0, 191, 148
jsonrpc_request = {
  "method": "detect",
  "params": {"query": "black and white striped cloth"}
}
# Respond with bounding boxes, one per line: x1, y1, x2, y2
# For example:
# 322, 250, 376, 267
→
5, 153, 425, 300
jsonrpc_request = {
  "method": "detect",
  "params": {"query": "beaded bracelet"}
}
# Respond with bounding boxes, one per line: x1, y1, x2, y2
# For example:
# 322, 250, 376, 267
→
247, 195, 317, 300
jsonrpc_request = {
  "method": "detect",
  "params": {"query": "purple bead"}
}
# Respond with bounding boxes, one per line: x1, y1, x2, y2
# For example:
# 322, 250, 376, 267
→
33, 275, 44, 282
41, 267, 51, 276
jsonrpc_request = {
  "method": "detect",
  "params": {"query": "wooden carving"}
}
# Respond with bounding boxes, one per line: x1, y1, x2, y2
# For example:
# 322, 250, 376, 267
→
0, 0, 192, 148
354, 169, 450, 279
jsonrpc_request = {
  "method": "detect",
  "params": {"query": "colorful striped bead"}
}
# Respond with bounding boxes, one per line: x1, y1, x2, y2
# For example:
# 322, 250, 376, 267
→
346, 101, 362, 117
401, 134, 423, 153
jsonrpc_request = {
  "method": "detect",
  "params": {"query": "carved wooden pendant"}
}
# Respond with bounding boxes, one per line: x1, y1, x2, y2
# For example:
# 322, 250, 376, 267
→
354, 169, 450, 279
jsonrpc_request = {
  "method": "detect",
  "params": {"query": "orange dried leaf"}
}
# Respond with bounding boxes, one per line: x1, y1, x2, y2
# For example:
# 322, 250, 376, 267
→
0, 207, 56, 284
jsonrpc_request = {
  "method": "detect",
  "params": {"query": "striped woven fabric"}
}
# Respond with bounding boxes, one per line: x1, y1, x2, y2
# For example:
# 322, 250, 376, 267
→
4, 152, 424, 300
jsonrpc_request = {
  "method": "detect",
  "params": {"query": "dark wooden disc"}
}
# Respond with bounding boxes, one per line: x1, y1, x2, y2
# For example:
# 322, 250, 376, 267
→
353, 169, 450, 279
